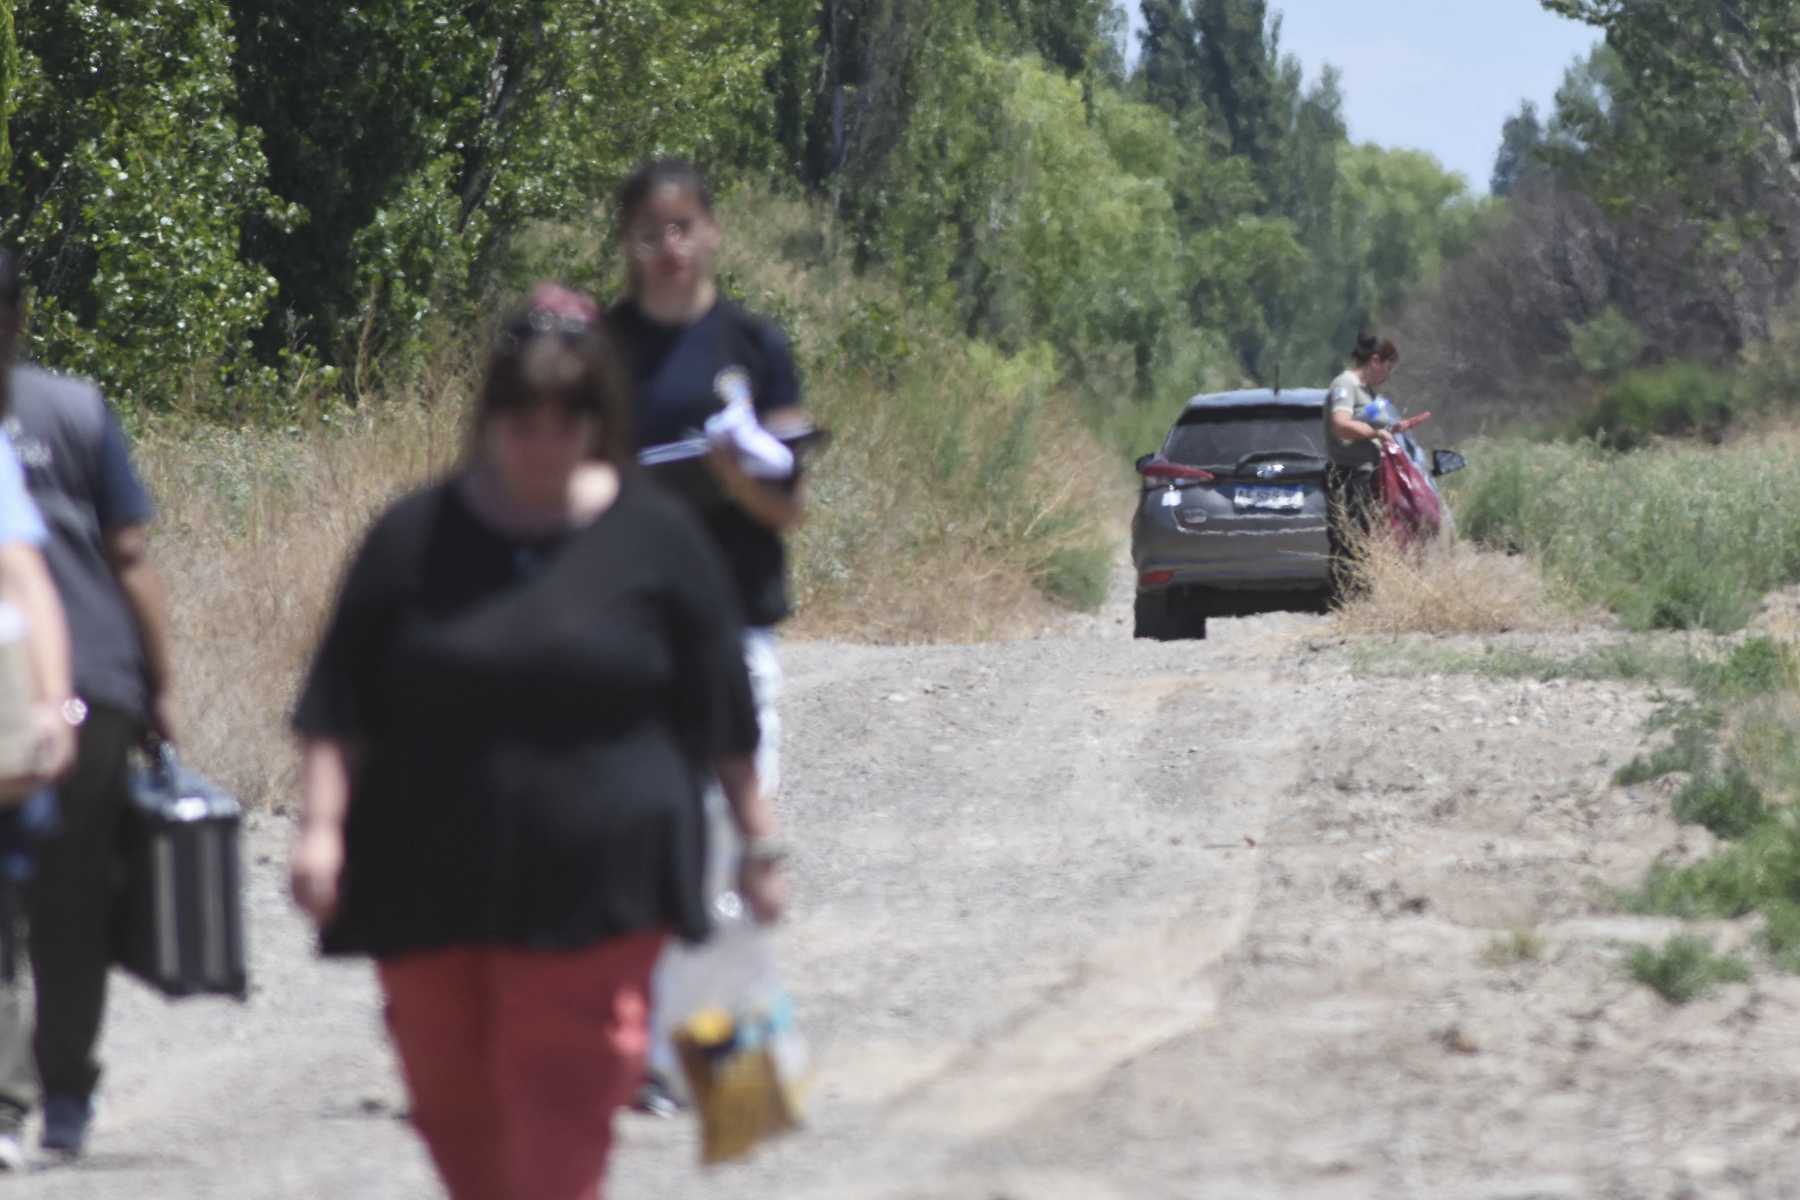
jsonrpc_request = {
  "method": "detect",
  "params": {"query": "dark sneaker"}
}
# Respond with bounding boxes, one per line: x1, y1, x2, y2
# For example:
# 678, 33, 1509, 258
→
41, 1094, 92, 1157
629, 1072, 685, 1119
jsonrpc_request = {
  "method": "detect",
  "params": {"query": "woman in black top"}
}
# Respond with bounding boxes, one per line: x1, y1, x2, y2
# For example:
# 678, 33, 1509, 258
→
288, 285, 782, 1199
607, 159, 808, 633
606, 159, 811, 1112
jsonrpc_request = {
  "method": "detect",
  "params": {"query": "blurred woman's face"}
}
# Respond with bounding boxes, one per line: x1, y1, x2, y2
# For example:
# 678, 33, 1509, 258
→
483, 396, 595, 511
1366, 356, 1396, 388
623, 184, 719, 301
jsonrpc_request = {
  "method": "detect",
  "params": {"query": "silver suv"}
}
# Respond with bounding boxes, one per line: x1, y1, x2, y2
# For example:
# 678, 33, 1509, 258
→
1130, 387, 1462, 640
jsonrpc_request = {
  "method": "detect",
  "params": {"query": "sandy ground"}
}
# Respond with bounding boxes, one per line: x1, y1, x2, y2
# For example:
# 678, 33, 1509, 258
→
17, 562, 1800, 1199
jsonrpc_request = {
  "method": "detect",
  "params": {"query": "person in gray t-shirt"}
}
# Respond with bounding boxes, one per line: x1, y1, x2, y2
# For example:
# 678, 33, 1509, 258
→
1324, 333, 1400, 604
0, 251, 175, 1162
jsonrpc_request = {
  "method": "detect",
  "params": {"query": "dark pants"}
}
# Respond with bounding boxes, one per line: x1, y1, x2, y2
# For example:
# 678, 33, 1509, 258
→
1326, 463, 1379, 605
22, 705, 139, 1103
0, 883, 31, 1128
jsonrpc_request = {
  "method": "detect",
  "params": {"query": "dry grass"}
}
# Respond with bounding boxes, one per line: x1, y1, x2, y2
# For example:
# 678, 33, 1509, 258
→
1332, 528, 1576, 637
785, 351, 1123, 642
140, 383, 468, 811
716, 190, 1128, 642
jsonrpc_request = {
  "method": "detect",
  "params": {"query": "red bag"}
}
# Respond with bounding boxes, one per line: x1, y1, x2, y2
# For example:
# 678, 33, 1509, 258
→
1376, 441, 1442, 546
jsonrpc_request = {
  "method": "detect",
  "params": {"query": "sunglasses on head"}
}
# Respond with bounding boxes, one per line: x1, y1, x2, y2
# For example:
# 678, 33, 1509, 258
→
497, 308, 595, 355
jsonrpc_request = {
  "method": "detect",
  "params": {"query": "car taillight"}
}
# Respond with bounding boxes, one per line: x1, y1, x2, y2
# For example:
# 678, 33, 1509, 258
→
1139, 569, 1175, 587
1138, 461, 1215, 483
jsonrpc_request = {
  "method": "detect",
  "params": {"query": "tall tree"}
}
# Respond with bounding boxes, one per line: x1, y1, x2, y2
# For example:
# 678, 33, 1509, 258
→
1137, 0, 1203, 116
231, 0, 802, 374
975, 0, 1110, 75
1190, 0, 1281, 171
1492, 100, 1548, 196
1543, 0, 1800, 206
6, 0, 286, 412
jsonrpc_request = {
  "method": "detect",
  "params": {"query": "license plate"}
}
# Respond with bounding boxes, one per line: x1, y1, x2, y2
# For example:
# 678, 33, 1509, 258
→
1234, 485, 1304, 512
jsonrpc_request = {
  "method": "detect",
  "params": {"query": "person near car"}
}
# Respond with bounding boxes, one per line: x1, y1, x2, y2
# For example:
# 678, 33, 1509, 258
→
604, 158, 805, 1113
289, 283, 783, 1200
1324, 333, 1400, 600
0, 249, 169, 1166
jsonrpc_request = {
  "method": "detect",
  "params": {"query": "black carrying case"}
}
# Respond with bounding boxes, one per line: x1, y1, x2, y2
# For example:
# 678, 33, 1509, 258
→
113, 746, 248, 999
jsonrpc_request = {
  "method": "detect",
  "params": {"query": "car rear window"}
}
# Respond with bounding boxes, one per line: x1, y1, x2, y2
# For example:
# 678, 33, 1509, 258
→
1164, 407, 1326, 469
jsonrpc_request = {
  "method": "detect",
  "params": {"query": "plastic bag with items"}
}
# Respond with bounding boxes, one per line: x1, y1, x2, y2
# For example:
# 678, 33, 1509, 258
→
659, 890, 809, 1165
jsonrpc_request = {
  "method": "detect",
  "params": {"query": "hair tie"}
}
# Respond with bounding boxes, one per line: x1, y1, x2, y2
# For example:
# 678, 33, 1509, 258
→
526, 282, 598, 325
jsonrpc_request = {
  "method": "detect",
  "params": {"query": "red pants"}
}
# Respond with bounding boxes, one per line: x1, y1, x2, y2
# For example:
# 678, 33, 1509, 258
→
378, 932, 666, 1200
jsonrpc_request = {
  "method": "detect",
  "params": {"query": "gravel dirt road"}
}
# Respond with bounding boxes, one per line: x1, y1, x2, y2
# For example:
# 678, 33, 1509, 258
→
22, 566, 1800, 1198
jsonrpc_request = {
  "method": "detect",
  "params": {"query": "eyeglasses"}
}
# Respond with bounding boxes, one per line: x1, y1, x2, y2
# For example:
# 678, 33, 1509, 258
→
496, 308, 594, 355
625, 219, 701, 258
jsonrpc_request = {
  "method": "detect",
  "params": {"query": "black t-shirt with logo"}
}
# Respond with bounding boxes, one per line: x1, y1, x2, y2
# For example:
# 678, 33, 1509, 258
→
607, 298, 801, 628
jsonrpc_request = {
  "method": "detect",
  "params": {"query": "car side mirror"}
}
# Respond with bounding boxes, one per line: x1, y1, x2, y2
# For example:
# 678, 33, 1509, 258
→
1134, 453, 1154, 473
1432, 449, 1468, 478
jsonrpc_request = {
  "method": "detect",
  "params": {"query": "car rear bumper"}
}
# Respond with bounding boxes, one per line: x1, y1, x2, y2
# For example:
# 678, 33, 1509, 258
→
1132, 515, 1331, 590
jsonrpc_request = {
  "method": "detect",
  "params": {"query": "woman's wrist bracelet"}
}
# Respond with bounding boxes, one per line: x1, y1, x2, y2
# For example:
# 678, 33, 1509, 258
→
741, 836, 787, 865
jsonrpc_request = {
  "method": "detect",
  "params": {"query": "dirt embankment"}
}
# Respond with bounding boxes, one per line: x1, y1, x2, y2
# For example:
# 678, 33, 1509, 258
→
25, 569, 1800, 1199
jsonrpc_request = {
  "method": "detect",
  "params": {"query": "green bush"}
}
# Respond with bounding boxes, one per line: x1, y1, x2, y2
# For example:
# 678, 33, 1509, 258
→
1448, 438, 1800, 632
1615, 718, 1714, 785
1567, 305, 1645, 380
1632, 814, 1800, 919
1573, 360, 1738, 449
1692, 636, 1794, 699
1759, 899, 1800, 970
1627, 934, 1750, 1004
1673, 765, 1768, 839
1036, 543, 1113, 612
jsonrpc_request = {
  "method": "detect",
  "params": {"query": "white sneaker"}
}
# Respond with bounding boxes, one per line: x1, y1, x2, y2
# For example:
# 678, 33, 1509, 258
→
0, 1130, 25, 1172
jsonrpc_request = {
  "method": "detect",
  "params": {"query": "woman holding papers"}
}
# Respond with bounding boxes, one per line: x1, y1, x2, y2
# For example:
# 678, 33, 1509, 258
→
606, 158, 806, 1114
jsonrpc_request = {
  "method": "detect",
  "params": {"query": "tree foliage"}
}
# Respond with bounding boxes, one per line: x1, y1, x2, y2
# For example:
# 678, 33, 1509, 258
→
0, 1, 16, 181
231, 0, 809, 379
1395, 13, 1800, 435
1543, 0, 1800, 209
0, 0, 1482, 422
1492, 101, 1548, 197
6, 0, 290, 413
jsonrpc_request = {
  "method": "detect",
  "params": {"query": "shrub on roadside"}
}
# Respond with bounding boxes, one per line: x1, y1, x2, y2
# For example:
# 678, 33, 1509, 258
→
1331, 528, 1567, 637
1632, 809, 1800, 928
1672, 764, 1768, 839
139, 390, 467, 813
1627, 934, 1750, 1004
1448, 437, 1800, 632
1572, 360, 1737, 449
717, 191, 1128, 639
1615, 717, 1713, 785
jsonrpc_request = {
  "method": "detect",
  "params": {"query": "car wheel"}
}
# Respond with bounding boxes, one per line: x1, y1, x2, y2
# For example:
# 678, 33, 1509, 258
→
1181, 611, 1208, 640
1134, 592, 1174, 640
